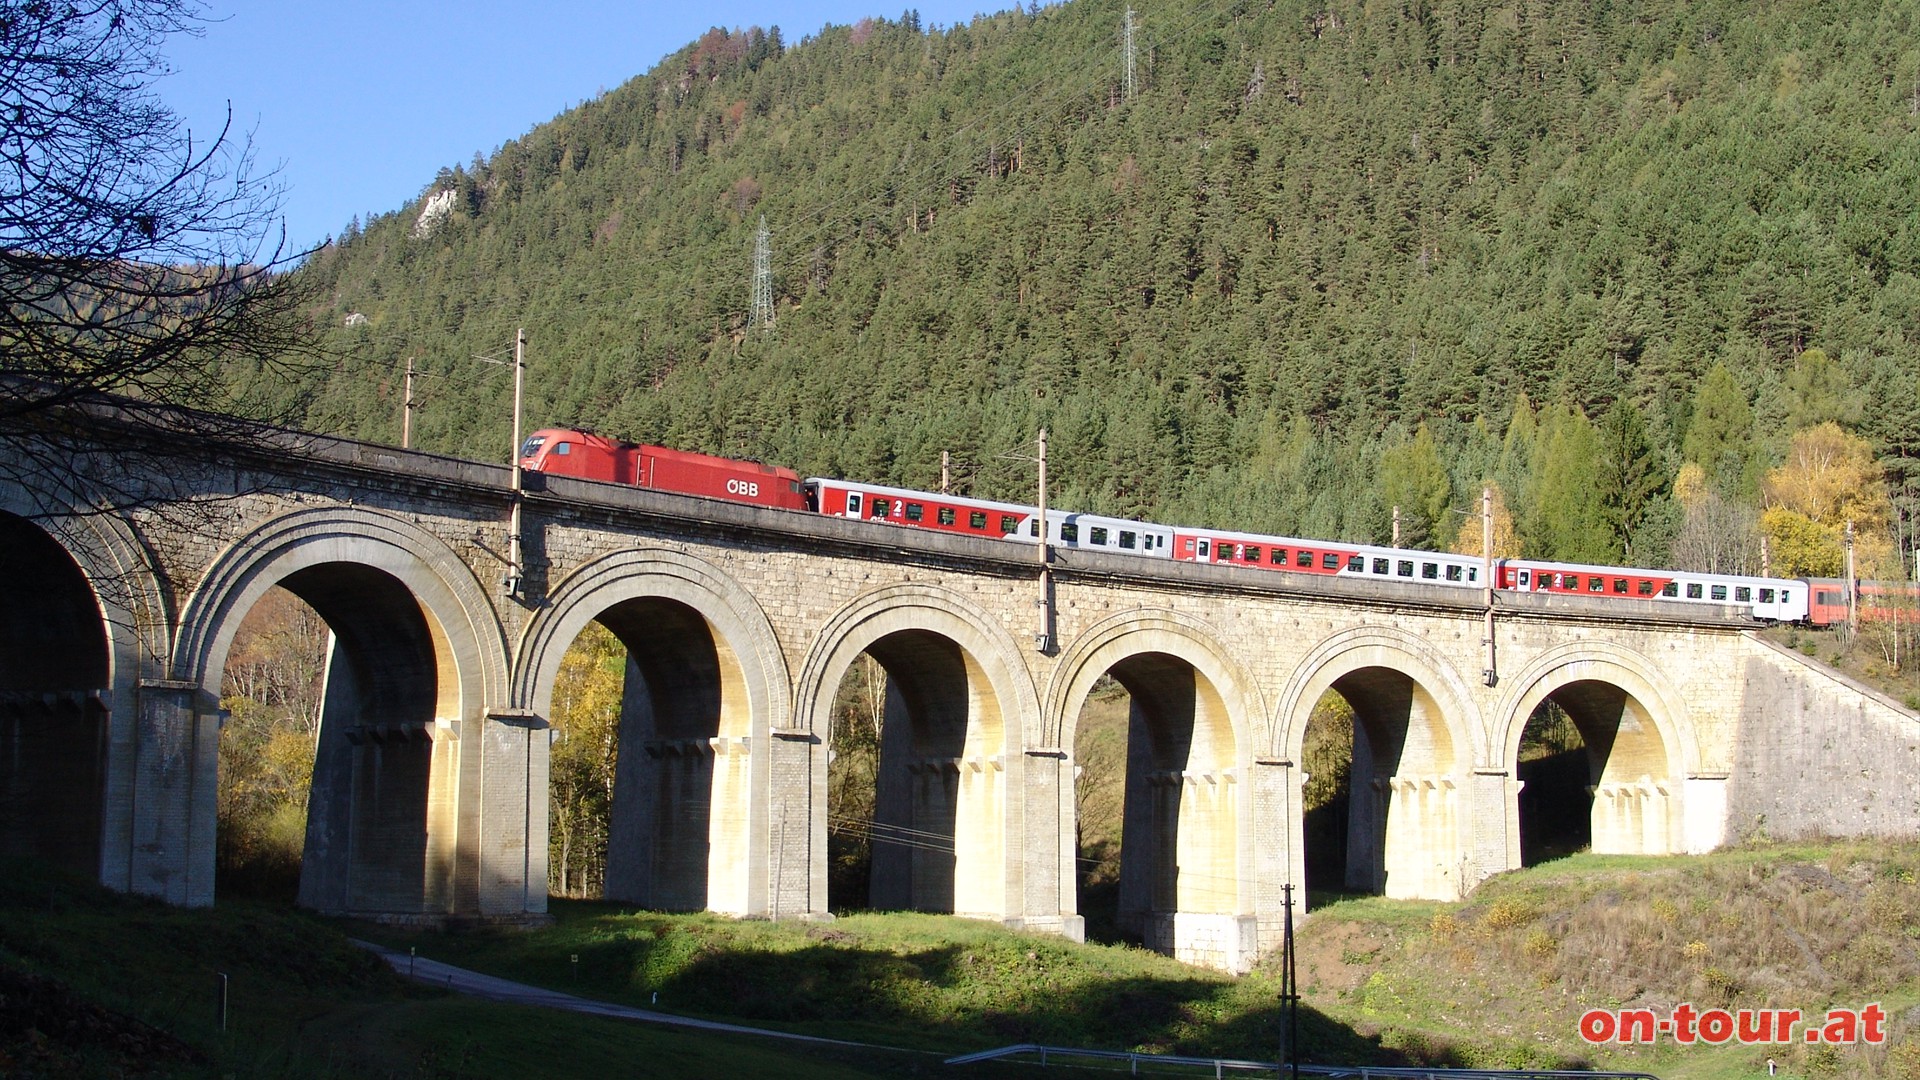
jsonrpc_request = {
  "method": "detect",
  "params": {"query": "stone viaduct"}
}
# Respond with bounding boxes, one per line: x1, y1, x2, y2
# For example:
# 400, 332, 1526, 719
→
2, 418, 1915, 972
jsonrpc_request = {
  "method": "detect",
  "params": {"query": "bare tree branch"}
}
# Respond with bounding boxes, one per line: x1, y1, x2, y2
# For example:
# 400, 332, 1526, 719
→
0, 0, 320, 424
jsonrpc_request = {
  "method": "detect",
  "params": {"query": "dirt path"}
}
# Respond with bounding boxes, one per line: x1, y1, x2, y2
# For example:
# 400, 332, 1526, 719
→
353, 939, 899, 1052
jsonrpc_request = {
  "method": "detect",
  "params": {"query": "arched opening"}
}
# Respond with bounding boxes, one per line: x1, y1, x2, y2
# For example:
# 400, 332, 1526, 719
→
1517, 679, 1674, 859
1516, 701, 1590, 864
0, 512, 110, 878
1299, 692, 1354, 903
1069, 676, 1128, 942
826, 629, 1004, 916
1303, 667, 1460, 902
555, 597, 752, 913
1082, 652, 1238, 957
216, 586, 327, 899
217, 563, 461, 915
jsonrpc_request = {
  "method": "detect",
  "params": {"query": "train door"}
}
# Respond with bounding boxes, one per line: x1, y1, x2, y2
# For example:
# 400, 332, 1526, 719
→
843, 490, 864, 520
1196, 538, 1210, 561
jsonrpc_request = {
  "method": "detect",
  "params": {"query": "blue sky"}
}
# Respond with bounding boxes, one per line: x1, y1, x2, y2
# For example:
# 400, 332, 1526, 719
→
162, 1, 1015, 255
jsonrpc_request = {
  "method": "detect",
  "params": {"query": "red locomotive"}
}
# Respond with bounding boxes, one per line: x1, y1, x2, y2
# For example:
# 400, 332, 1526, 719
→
518, 428, 807, 511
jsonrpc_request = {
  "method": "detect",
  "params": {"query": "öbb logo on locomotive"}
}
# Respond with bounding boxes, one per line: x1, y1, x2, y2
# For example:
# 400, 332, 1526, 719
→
517, 426, 1825, 625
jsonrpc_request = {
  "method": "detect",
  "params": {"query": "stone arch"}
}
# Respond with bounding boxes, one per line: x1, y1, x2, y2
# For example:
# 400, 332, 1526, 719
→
516, 547, 789, 917
1276, 627, 1481, 902
172, 505, 513, 916
1493, 642, 1696, 862
0, 482, 164, 893
791, 583, 1039, 922
1046, 609, 1262, 970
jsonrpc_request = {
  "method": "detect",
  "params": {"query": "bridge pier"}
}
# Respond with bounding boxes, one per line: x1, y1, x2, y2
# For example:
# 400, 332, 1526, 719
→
130, 680, 220, 907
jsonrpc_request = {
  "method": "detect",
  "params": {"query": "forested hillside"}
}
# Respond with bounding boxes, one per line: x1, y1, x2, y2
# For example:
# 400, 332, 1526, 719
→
265, 0, 1920, 575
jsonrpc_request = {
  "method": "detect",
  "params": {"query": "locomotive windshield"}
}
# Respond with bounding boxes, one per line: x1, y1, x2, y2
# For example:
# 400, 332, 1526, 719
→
518, 435, 547, 460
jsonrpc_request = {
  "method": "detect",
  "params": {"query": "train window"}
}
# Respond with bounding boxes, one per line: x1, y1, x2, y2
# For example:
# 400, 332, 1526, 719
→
1120, 531, 1138, 550
1421, 562, 1438, 579
1760, 588, 1775, 603
1397, 560, 1414, 577
1736, 586, 1752, 602
1445, 565, 1463, 582
1686, 583, 1703, 599
937, 506, 955, 525
1182, 537, 1196, 553
1221, 543, 1238, 560
1029, 519, 1040, 537
1089, 526, 1107, 545
1001, 515, 1020, 535
1638, 580, 1654, 596
871, 498, 891, 518
1273, 548, 1289, 564
1322, 552, 1340, 570
1244, 545, 1261, 562
1589, 578, 1605, 593
905, 503, 924, 522
1711, 585, 1728, 600
1297, 550, 1314, 568
1348, 554, 1365, 572
1373, 558, 1389, 574
1613, 578, 1628, 594
553, 441, 571, 455
1518, 570, 1530, 586
1062, 523, 1080, 543
1816, 590, 1842, 605
1468, 567, 1478, 582
969, 511, 987, 529
1662, 583, 1679, 597
1562, 574, 1578, 590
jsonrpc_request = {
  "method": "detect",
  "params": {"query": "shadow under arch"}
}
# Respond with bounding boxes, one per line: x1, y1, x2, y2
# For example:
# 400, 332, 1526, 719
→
0, 485, 167, 895
1494, 644, 1695, 863
1046, 610, 1262, 969
516, 547, 789, 917
1275, 628, 1480, 904
793, 584, 1037, 922
0, 511, 112, 877
174, 506, 510, 916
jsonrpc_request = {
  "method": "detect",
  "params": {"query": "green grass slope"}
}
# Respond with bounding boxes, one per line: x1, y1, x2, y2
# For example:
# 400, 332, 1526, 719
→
5, 841, 1916, 1078
0, 858, 946, 1079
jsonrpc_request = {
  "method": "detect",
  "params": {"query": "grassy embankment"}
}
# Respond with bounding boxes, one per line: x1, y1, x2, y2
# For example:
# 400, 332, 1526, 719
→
355, 840, 1919, 1080
6, 837, 1913, 1079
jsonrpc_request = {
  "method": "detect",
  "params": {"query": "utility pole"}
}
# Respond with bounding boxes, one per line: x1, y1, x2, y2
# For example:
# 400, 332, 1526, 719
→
941, 449, 950, 494
1123, 7, 1138, 101
1482, 486, 1497, 687
402, 357, 417, 449
1036, 428, 1053, 653
751, 215, 774, 332
506, 329, 526, 598
1846, 519, 1857, 637
1392, 505, 1401, 547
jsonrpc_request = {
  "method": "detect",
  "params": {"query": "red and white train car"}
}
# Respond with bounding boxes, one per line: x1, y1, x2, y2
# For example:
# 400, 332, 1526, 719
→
807, 478, 1173, 555
1169, 528, 1488, 587
1501, 559, 1807, 621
